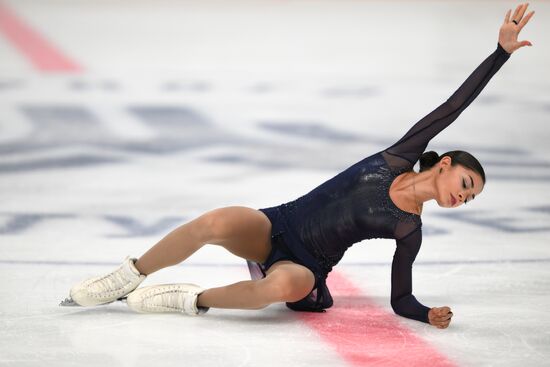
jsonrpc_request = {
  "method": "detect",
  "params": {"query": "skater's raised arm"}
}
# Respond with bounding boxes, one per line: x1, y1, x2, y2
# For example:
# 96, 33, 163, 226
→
383, 3, 534, 169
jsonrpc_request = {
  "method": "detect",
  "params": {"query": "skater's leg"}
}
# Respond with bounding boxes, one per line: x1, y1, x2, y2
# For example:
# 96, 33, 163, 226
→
135, 206, 272, 275
196, 260, 315, 310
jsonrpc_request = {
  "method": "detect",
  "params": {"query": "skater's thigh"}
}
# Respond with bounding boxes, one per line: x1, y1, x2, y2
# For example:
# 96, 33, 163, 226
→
201, 206, 272, 263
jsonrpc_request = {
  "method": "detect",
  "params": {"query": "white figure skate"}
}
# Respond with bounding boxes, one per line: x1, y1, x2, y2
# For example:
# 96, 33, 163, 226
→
60, 257, 146, 307
126, 283, 209, 315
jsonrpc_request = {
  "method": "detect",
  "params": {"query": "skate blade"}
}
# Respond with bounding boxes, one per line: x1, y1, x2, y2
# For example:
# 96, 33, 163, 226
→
59, 297, 128, 307
59, 297, 79, 307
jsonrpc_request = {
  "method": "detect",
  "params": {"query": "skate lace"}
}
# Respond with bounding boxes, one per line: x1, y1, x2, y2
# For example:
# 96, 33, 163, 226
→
144, 287, 188, 312
91, 265, 133, 296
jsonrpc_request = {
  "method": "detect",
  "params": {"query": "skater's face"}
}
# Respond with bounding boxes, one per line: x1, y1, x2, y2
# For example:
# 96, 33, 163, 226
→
435, 156, 484, 208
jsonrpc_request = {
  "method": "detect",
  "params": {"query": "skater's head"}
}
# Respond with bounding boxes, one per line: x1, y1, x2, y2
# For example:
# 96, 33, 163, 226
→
420, 150, 485, 208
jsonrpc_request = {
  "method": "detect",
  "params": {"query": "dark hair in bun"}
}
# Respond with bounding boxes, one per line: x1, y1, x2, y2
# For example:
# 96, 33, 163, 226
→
419, 151, 440, 172
419, 150, 486, 184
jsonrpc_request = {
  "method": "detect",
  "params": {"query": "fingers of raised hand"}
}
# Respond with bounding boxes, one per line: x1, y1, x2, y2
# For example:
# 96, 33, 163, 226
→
508, 3, 535, 29
504, 9, 511, 24
519, 10, 535, 30
512, 3, 527, 21
515, 3, 527, 20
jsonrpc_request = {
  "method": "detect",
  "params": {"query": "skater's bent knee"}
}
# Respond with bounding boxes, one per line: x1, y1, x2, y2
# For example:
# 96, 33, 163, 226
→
190, 209, 225, 243
262, 270, 313, 303
195, 208, 234, 242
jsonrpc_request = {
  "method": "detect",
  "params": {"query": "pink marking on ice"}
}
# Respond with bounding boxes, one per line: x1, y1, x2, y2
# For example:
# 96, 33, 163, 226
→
0, 2, 81, 72
297, 271, 457, 366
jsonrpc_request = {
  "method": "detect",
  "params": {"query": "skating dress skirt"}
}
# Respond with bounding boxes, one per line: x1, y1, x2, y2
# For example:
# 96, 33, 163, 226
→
249, 204, 334, 312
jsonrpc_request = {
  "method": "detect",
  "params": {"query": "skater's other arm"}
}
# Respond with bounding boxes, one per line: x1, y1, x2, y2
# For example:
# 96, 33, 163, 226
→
390, 227, 431, 323
390, 226, 454, 328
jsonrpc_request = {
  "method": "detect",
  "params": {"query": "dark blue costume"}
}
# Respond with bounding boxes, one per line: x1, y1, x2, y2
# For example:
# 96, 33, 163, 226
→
248, 43, 511, 323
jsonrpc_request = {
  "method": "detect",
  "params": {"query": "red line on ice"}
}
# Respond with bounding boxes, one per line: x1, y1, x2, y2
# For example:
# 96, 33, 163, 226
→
297, 271, 457, 366
0, 2, 81, 72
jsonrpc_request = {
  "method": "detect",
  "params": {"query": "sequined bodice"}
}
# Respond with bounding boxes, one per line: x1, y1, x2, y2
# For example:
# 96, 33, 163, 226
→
278, 152, 421, 270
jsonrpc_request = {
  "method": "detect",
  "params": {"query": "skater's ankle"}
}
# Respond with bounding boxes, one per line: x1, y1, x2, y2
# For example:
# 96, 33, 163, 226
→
196, 292, 207, 308
133, 259, 150, 276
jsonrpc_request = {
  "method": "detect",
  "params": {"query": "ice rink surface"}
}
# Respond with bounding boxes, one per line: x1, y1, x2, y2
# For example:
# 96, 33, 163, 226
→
0, 0, 549, 366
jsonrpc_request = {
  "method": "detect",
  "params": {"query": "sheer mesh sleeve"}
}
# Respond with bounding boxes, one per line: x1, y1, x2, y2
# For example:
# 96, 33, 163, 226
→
383, 43, 511, 170
390, 226, 430, 323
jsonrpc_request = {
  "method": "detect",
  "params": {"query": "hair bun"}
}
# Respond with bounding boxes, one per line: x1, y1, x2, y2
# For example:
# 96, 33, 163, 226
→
419, 151, 440, 172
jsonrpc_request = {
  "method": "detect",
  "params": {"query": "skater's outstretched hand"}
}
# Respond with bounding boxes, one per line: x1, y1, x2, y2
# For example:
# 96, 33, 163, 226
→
499, 3, 535, 54
428, 306, 453, 329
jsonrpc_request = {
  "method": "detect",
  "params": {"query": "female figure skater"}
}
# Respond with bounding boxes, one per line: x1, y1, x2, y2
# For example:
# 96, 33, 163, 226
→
63, 4, 534, 329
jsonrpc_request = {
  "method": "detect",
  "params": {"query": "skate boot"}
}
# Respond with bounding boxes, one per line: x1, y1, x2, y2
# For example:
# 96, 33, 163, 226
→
66, 257, 146, 306
126, 283, 209, 315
